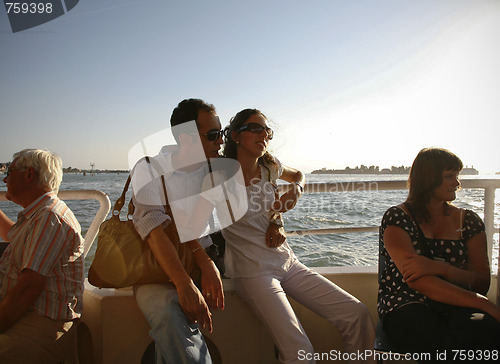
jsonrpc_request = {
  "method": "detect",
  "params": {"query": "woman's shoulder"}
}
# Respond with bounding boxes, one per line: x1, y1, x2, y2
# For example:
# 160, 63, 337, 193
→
447, 205, 484, 226
445, 205, 485, 238
383, 204, 409, 217
381, 204, 414, 229
261, 155, 282, 180
264, 154, 281, 169
462, 208, 485, 233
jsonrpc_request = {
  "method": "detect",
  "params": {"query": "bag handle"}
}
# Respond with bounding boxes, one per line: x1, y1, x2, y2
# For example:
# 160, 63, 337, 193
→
113, 175, 132, 217
143, 156, 170, 216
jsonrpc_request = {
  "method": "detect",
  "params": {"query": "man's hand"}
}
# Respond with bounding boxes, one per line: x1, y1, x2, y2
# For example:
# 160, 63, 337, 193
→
147, 230, 215, 331
200, 260, 224, 311
0, 268, 46, 333
177, 280, 213, 332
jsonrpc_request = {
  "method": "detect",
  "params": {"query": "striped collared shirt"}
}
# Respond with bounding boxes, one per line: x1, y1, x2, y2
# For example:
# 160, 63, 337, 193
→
0, 192, 84, 320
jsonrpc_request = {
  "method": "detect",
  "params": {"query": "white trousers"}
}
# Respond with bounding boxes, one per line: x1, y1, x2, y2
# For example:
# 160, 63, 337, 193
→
234, 259, 375, 364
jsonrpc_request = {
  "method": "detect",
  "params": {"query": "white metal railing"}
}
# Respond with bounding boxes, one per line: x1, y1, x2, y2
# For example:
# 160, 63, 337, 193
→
282, 179, 499, 262
1, 180, 498, 259
1, 179, 499, 303
0, 190, 111, 258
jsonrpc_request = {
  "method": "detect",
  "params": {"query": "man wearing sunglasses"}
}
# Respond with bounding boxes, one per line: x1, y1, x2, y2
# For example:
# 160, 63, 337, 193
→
130, 98, 224, 364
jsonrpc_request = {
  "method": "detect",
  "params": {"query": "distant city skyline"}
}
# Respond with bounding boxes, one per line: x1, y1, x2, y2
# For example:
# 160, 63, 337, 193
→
1, 1, 499, 174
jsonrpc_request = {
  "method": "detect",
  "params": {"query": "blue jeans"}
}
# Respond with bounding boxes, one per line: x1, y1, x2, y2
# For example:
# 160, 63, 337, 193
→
134, 283, 212, 364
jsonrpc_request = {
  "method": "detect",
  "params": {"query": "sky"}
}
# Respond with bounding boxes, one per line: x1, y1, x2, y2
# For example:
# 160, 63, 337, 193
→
1, 0, 499, 174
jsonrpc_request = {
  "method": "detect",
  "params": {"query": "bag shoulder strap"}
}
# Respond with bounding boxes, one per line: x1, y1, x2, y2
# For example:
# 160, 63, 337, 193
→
112, 175, 131, 217
124, 156, 170, 218
207, 159, 235, 224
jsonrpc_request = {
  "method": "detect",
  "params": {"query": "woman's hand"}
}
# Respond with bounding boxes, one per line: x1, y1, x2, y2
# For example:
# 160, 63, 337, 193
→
199, 259, 225, 312
401, 252, 447, 283
475, 293, 500, 324
266, 223, 286, 248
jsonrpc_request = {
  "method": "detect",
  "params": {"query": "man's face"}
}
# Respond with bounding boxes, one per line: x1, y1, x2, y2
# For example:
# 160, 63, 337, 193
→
196, 110, 223, 159
3, 159, 26, 204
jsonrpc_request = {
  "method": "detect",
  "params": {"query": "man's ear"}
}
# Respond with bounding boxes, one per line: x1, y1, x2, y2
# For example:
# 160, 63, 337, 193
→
25, 167, 37, 183
178, 133, 193, 146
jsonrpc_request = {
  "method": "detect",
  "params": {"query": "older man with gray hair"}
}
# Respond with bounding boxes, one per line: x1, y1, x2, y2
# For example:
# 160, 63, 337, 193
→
0, 149, 84, 363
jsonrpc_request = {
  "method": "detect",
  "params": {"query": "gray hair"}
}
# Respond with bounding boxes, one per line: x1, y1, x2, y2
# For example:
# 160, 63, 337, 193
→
13, 149, 63, 193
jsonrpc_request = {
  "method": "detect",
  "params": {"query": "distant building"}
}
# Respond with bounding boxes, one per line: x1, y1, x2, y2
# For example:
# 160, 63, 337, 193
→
461, 166, 479, 175
311, 165, 410, 175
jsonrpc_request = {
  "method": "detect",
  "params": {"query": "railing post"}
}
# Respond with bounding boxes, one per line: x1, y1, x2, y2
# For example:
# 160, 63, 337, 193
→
484, 186, 495, 268
481, 185, 499, 306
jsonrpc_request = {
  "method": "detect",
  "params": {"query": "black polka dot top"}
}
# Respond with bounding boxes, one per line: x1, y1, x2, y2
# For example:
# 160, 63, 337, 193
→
377, 206, 485, 323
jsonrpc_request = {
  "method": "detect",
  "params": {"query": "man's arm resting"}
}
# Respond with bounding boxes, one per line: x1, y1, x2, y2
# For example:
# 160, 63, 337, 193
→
0, 269, 46, 333
147, 226, 213, 331
187, 239, 224, 311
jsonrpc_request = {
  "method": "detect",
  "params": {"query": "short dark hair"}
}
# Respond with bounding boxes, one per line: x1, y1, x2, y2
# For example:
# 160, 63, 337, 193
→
169, 99, 216, 142
406, 147, 463, 222
170, 98, 216, 127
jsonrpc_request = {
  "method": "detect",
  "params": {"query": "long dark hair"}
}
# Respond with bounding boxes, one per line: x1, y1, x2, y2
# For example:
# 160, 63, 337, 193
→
222, 108, 276, 170
405, 147, 463, 222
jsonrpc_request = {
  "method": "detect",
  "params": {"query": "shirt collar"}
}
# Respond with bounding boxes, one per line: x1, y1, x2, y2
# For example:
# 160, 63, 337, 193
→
159, 145, 207, 177
20, 192, 57, 220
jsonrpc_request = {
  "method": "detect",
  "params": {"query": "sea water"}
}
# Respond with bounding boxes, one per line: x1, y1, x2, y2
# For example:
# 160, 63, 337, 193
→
1, 173, 499, 275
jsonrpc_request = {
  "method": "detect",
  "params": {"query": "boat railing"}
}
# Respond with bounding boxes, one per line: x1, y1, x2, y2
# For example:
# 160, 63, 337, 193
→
281, 179, 499, 263
0, 190, 111, 258
1, 179, 498, 263
1, 178, 499, 304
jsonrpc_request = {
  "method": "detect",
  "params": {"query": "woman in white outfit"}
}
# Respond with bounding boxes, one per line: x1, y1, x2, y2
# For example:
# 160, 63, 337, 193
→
200, 109, 375, 364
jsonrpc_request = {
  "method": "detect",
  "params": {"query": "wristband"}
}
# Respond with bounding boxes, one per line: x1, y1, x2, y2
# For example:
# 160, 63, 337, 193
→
294, 182, 304, 194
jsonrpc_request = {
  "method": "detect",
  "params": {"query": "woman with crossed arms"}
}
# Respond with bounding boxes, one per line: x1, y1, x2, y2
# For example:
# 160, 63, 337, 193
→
378, 147, 500, 361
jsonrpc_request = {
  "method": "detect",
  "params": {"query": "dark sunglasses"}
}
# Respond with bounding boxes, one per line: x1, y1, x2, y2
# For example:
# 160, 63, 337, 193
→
237, 123, 273, 139
201, 129, 224, 141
